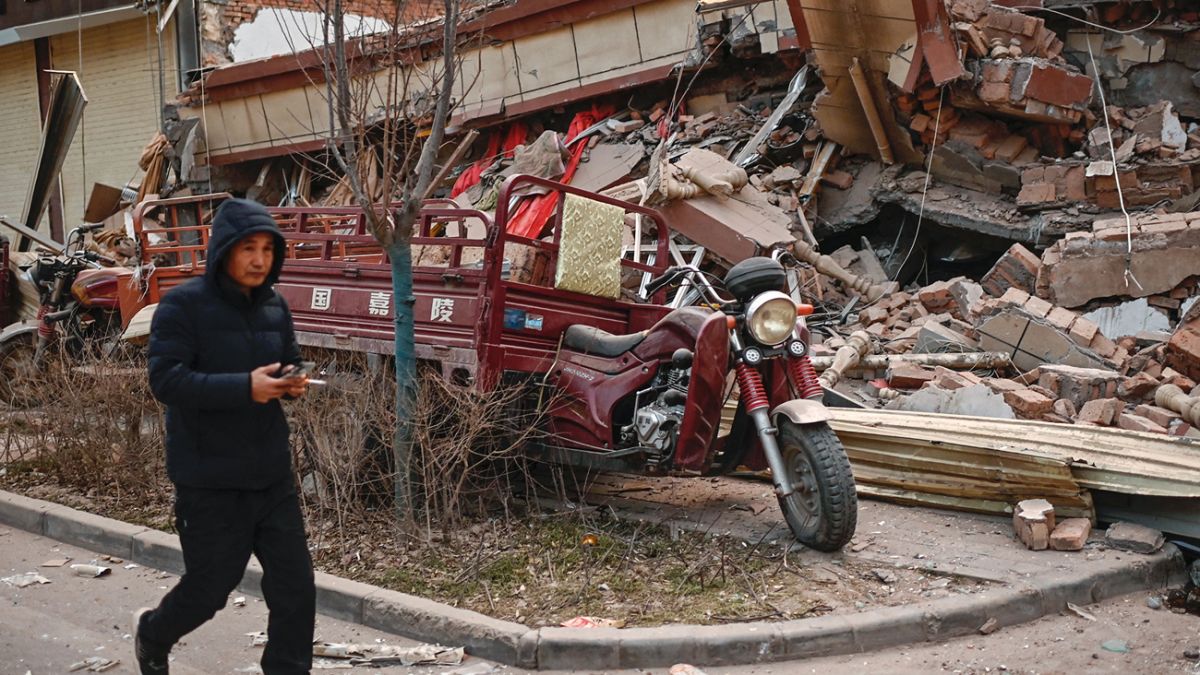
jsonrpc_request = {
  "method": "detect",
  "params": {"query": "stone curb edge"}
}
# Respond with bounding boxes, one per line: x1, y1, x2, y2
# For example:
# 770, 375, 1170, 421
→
0, 490, 1186, 670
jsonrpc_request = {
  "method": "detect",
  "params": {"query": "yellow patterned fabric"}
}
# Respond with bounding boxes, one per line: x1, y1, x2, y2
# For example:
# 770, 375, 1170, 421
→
555, 193, 624, 299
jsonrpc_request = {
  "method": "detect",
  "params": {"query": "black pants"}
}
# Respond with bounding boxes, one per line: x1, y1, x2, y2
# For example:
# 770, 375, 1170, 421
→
139, 479, 315, 674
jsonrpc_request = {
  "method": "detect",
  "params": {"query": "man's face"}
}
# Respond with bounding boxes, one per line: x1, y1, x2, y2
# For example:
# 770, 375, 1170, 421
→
225, 232, 275, 292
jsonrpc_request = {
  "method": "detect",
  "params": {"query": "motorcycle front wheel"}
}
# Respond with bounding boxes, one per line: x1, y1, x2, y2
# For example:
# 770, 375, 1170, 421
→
776, 420, 858, 552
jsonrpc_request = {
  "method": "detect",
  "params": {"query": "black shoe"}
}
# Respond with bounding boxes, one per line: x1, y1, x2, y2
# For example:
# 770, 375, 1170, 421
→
133, 607, 170, 674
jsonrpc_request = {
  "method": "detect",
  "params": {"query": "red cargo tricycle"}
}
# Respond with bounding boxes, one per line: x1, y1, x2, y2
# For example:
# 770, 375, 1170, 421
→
121, 175, 857, 550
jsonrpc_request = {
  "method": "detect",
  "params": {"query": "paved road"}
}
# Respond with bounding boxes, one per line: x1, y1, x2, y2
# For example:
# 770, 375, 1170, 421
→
0, 524, 502, 674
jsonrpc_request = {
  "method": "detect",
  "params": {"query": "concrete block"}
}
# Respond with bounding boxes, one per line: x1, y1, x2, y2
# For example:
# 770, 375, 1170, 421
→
1105, 522, 1165, 554
131, 528, 185, 575
536, 628, 622, 670
0, 490, 57, 535
846, 605, 929, 651
43, 507, 146, 561
777, 613, 857, 659
313, 571, 378, 624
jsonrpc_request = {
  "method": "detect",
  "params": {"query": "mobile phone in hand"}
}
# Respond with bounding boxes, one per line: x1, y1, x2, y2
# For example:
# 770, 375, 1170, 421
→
276, 361, 316, 379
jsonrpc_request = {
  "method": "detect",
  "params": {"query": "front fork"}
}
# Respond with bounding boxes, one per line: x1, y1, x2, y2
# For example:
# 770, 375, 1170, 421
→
731, 335, 796, 499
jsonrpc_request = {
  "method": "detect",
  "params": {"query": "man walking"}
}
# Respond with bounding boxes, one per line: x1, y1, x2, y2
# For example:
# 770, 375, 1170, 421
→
135, 198, 315, 674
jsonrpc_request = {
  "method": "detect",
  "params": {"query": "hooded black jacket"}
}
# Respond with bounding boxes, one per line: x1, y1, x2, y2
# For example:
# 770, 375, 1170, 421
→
148, 198, 300, 490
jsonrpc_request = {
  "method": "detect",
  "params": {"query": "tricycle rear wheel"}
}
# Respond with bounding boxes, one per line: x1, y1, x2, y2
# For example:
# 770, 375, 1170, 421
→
776, 420, 857, 551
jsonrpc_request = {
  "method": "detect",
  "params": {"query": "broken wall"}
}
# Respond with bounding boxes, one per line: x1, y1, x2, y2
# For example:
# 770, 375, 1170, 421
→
795, 0, 922, 163
202, 0, 437, 66
190, 0, 798, 164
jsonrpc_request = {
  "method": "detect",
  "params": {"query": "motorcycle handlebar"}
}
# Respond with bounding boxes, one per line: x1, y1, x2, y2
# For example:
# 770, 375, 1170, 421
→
644, 266, 683, 295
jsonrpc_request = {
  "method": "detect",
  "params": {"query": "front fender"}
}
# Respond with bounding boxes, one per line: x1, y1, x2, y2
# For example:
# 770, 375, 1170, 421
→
0, 320, 39, 346
771, 398, 830, 426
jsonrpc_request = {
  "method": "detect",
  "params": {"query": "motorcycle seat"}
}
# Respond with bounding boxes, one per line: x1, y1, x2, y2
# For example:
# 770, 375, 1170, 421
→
563, 325, 648, 358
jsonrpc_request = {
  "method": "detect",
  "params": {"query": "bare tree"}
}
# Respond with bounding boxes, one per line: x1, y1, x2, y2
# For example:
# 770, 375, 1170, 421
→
317, 0, 462, 516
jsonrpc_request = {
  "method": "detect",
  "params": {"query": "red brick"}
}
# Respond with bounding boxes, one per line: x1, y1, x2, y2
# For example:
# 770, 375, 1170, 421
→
1017, 182, 1057, 205
1165, 319, 1200, 380
1022, 295, 1054, 319
1119, 372, 1159, 400
1052, 398, 1077, 419
1003, 388, 1055, 418
1076, 398, 1122, 426
860, 306, 889, 325
1118, 413, 1168, 434
888, 364, 937, 389
1013, 499, 1055, 551
1045, 306, 1077, 332
1049, 518, 1092, 551
1133, 404, 1180, 428
1068, 317, 1100, 347
917, 281, 955, 313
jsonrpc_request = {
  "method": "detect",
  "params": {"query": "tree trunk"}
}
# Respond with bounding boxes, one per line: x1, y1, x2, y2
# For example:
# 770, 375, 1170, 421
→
389, 237, 417, 518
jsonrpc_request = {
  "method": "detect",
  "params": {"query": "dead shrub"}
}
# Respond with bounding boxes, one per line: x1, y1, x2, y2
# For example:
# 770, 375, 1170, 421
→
1, 343, 168, 503
288, 354, 552, 543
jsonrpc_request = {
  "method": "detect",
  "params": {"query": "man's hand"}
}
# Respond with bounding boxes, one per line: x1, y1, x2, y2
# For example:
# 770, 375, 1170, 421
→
251, 363, 297, 403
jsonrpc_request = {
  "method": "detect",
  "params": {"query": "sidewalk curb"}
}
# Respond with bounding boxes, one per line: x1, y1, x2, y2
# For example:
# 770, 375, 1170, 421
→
0, 490, 1186, 670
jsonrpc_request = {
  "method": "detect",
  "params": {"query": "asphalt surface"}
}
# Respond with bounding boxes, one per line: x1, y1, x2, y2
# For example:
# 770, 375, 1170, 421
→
0, 524, 499, 674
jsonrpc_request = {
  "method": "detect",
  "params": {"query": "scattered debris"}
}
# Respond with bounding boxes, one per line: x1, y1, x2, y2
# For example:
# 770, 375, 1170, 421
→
1101, 639, 1130, 654
41, 558, 71, 567
560, 616, 626, 629
979, 617, 1000, 635
69, 564, 112, 578
1104, 522, 1166, 554
1066, 603, 1097, 622
1, 572, 51, 588
67, 657, 119, 672
311, 643, 465, 667
1013, 499, 1056, 551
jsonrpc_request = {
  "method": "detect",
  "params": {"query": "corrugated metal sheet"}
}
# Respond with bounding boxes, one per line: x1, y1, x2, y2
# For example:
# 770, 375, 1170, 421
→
828, 408, 1200, 498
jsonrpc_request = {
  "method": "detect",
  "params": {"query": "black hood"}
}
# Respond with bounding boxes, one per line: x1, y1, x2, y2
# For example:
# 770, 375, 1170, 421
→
205, 198, 286, 295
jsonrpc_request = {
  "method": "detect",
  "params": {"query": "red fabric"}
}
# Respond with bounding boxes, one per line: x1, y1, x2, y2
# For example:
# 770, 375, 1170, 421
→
450, 123, 528, 198
506, 103, 615, 239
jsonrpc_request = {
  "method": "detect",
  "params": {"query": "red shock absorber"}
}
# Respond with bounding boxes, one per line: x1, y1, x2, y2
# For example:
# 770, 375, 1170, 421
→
735, 362, 770, 413
789, 355, 824, 400
36, 304, 54, 339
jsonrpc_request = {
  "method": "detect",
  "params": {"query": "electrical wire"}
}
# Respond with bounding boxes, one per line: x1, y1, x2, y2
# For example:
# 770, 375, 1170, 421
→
1005, 6, 1162, 35
1082, 19, 1143, 292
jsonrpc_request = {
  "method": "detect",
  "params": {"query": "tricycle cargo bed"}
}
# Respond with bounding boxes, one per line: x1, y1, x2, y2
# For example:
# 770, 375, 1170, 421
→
129, 176, 673, 387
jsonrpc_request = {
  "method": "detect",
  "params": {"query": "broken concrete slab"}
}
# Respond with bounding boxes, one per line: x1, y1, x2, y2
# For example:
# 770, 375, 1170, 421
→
571, 144, 646, 193
977, 311, 1111, 373
1104, 522, 1165, 554
1038, 213, 1200, 308
1083, 298, 1172, 340
887, 383, 1016, 419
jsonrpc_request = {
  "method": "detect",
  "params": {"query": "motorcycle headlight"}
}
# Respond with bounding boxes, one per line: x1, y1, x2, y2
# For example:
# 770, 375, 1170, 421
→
745, 291, 797, 346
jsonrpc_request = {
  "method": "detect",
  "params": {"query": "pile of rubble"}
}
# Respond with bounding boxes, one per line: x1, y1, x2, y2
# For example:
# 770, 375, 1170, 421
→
807, 212, 1200, 438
